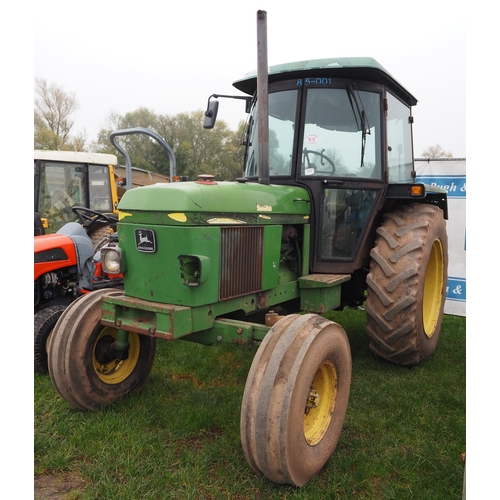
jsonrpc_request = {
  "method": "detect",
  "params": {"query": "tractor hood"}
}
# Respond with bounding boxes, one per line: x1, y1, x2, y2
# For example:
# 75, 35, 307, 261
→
117, 181, 311, 226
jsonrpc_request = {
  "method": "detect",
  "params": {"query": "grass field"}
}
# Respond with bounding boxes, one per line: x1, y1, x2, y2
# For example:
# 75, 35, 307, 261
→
34, 309, 465, 499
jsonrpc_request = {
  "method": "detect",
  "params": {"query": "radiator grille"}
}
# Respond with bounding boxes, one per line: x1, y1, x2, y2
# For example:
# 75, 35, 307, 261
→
219, 226, 263, 300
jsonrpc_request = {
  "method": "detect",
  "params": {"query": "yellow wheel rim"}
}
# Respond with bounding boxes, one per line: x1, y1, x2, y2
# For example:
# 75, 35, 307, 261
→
304, 361, 337, 445
93, 327, 141, 384
422, 238, 445, 338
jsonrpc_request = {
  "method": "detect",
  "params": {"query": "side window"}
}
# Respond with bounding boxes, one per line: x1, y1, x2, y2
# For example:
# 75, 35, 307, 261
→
268, 90, 297, 176
244, 89, 298, 177
387, 93, 413, 182
244, 115, 258, 177
89, 165, 113, 211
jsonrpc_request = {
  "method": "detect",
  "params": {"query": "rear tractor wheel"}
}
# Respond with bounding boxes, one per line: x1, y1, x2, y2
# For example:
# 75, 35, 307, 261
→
240, 313, 352, 486
48, 289, 156, 410
365, 203, 448, 366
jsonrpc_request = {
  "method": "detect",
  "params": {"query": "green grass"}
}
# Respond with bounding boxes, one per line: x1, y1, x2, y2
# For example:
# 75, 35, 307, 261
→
34, 310, 465, 499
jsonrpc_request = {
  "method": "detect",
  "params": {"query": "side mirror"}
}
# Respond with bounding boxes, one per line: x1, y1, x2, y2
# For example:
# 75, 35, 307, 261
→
203, 99, 219, 129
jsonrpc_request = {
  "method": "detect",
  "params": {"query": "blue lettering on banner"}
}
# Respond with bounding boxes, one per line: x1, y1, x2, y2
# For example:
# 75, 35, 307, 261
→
416, 175, 466, 199
446, 277, 466, 302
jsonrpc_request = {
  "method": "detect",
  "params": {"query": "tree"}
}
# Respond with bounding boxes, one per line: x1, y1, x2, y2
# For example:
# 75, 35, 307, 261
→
34, 78, 86, 151
421, 144, 453, 158
92, 108, 245, 181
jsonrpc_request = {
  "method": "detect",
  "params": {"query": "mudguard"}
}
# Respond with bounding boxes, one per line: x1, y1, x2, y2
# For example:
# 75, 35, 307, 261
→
34, 223, 94, 287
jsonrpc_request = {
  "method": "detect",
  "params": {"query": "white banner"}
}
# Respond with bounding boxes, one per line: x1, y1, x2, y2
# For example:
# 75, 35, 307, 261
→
415, 159, 466, 317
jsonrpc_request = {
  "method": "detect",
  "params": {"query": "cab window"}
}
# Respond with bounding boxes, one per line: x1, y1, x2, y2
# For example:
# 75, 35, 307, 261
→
301, 87, 382, 179
244, 89, 298, 177
89, 165, 113, 211
38, 161, 86, 232
386, 92, 414, 182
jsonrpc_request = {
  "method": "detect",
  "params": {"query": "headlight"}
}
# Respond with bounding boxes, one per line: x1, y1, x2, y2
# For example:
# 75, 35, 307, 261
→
102, 247, 122, 274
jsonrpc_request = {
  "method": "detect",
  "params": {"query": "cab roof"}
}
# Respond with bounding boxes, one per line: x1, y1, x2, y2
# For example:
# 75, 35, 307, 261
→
233, 57, 417, 106
34, 150, 118, 165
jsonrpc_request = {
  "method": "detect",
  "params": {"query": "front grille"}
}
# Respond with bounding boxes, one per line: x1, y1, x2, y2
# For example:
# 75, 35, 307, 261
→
219, 226, 263, 300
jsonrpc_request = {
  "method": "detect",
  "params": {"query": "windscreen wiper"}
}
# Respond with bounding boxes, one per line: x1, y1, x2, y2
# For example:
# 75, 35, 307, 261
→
347, 84, 370, 168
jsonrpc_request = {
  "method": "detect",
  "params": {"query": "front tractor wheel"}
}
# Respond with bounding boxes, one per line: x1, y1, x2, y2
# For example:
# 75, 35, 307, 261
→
47, 289, 156, 410
240, 314, 352, 486
34, 305, 66, 373
365, 203, 448, 366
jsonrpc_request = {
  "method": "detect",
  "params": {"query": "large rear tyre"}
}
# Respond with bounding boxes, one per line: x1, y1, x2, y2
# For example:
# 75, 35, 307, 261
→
240, 314, 352, 486
48, 289, 156, 410
34, 305, 66, 373
365, 203, 448, 366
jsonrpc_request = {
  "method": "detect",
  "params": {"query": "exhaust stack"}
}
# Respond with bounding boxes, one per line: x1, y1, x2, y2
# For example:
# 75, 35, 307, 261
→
256, 10, 269, 185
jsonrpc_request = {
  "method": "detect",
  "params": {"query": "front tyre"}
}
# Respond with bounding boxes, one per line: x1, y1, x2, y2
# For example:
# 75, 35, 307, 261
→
48, 289, 156, 410
240, 314, 352, 486
365, 203, 448, 366
34, 305, 66, 373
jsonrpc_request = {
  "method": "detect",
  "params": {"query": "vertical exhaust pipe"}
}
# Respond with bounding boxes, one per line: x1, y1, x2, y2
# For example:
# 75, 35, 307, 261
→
257, 10, 269, 185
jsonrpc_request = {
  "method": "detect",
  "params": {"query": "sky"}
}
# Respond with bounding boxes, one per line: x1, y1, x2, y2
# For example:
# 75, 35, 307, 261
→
33, 0, 466, 158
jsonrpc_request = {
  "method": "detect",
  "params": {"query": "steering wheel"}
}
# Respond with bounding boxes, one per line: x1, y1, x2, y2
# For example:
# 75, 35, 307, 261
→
302, 148, 336, 174
72, 206, 115, 232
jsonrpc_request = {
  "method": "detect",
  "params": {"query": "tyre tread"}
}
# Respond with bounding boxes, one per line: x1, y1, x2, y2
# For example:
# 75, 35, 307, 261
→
365, 203, 448, 366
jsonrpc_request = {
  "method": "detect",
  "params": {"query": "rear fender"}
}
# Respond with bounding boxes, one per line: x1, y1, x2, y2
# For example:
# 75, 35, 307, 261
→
33, 223, 95, 285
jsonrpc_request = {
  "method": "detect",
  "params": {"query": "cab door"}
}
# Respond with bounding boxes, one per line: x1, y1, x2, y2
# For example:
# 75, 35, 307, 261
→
294, 80, 385, 274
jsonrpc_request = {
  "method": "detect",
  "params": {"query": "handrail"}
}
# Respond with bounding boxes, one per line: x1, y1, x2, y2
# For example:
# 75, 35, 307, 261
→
110, 127, 176, 190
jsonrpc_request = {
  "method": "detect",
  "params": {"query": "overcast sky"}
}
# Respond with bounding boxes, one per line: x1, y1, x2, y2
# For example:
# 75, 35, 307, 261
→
34, 0, 466, 158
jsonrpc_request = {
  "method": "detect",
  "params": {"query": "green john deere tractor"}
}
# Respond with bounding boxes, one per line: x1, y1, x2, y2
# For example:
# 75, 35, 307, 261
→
47, 11, 448, 487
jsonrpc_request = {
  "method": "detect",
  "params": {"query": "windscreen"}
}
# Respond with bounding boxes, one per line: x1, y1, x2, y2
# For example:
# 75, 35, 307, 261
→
243, 84, 382, 180
301, 87, 381, 179
37, 161, 87, 232
37, 161, 113, 233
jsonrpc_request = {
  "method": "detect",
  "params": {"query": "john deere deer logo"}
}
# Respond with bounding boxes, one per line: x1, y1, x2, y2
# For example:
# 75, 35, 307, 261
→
138, 231, 152, 245
135, 229, 156, 253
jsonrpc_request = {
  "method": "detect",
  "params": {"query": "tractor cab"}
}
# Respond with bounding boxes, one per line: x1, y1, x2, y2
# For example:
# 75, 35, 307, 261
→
229, 58, 427, 275
34, 150, 119, 234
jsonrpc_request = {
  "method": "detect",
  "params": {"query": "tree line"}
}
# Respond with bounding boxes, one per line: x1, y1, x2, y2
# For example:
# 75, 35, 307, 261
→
34, 78, 454, 181
91, 108, 247, 181
34, 78, 247, 181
